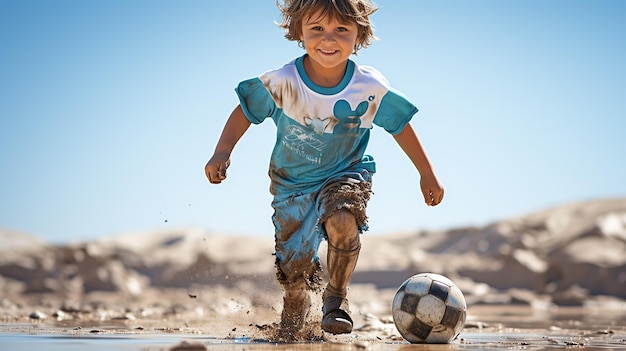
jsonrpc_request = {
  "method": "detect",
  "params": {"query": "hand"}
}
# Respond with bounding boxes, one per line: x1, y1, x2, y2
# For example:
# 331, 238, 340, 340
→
420, 175, 444, 206
205, 152, 231, 184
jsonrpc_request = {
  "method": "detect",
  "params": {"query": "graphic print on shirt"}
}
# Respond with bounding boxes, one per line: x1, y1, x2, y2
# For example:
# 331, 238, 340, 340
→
281, 97, 372, 165
333, 99, 369, 132
283, 124, 328, 164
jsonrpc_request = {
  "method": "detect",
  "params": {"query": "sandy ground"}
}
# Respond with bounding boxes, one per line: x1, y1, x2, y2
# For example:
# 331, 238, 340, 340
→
2, 197, 626, 349
1, 285, 626, 350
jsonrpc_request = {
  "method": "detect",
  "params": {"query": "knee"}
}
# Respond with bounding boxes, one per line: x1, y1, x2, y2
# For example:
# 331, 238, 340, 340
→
325, 210, 358, 249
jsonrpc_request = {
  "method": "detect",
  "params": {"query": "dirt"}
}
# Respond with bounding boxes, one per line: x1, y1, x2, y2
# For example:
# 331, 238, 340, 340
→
2, 286, 626, 350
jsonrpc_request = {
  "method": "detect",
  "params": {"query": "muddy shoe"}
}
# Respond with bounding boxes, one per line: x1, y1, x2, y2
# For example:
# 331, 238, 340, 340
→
321, 294, 353, 334
278, 283, 311, 339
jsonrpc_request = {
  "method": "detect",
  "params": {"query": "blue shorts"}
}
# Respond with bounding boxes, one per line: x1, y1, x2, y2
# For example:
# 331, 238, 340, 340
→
271, 166, 374, 285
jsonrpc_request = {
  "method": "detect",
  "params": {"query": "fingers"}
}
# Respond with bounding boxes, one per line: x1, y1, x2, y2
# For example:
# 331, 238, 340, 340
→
215, 167, 227, 183
425, 188, 444, 206
207, 167, 226, 184
205, 160, 229, 184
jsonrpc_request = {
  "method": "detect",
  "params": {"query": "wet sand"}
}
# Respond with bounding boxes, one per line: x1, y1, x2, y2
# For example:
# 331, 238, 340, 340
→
1, 287, 625, 350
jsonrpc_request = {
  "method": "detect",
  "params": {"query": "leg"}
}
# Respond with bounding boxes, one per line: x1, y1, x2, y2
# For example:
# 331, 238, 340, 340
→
325, 210, 361, 298
321, 209, 361, 334
272, 193, 323, 339
316, 171, 372, 334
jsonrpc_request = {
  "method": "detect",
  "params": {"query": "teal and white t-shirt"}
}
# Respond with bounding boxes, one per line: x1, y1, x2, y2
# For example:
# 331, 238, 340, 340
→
236, 55, 418, 196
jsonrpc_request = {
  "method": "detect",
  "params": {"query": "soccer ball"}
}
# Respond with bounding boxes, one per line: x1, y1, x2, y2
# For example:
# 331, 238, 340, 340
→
392, 273, 467, 343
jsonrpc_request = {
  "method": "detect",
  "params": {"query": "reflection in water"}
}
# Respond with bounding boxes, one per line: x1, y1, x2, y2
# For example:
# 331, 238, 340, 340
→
1, 329, 626, 351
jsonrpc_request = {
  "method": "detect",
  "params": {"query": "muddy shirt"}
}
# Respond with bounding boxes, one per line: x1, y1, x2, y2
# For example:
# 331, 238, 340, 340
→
236, 55, 418, 196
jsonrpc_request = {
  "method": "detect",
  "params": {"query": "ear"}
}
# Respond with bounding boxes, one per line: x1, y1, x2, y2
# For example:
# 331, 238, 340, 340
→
298, 30, 305, 48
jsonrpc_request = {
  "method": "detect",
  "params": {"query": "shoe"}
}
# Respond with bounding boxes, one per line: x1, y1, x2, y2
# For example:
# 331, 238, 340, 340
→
321, 294, 353, 334
279, 283, 311, 337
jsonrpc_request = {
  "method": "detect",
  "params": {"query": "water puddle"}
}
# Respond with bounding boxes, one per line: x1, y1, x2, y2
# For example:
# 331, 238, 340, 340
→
2, 306, 626, 350
2, 329, 626, 351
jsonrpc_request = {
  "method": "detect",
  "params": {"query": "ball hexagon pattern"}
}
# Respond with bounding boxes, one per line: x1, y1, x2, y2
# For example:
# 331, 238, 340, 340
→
392, 273, 467, 343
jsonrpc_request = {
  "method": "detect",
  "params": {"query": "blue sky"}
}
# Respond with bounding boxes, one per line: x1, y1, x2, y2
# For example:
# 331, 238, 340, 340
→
1, 0, 625, 244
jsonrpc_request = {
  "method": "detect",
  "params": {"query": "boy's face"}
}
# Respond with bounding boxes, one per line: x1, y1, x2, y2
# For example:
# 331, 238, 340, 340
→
299, 9, 359, 72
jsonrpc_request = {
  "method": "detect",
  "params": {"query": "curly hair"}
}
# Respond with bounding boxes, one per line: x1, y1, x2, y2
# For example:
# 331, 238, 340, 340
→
276, 0, 378, 53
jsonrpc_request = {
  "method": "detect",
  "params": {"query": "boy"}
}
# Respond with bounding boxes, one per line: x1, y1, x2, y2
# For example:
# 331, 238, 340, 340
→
205, 0, 444, 339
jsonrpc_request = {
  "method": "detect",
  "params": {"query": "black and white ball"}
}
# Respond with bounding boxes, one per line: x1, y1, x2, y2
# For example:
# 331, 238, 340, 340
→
392, 273, 467, 343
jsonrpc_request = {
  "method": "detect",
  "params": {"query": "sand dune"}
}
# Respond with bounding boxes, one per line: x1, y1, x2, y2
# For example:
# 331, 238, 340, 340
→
2, 197, 626, 307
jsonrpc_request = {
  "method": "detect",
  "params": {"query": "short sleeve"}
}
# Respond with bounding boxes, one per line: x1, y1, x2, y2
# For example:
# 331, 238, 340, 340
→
373, 88, 419, 135
235, 78, 276, 124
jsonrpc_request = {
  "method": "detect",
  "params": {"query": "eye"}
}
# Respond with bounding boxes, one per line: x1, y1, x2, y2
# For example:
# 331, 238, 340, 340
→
336, 27, 348, 32
311, 25, 323, 31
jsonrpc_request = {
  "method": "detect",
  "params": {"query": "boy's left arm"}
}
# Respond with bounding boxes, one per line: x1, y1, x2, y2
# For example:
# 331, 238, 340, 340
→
392, 123, 444, 206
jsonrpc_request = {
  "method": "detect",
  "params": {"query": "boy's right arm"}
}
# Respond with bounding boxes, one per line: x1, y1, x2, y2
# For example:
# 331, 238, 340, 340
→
205, 105, 252, 184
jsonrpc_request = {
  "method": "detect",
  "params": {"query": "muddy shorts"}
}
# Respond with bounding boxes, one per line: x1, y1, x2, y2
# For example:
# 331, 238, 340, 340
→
272, 165, 374, 285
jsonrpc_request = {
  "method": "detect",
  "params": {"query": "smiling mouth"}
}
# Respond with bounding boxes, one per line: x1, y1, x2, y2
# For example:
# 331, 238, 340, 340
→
319, 49, 337, 55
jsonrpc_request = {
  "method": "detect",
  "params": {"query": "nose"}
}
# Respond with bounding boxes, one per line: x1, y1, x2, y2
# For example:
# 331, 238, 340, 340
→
322, 32, 336, 43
